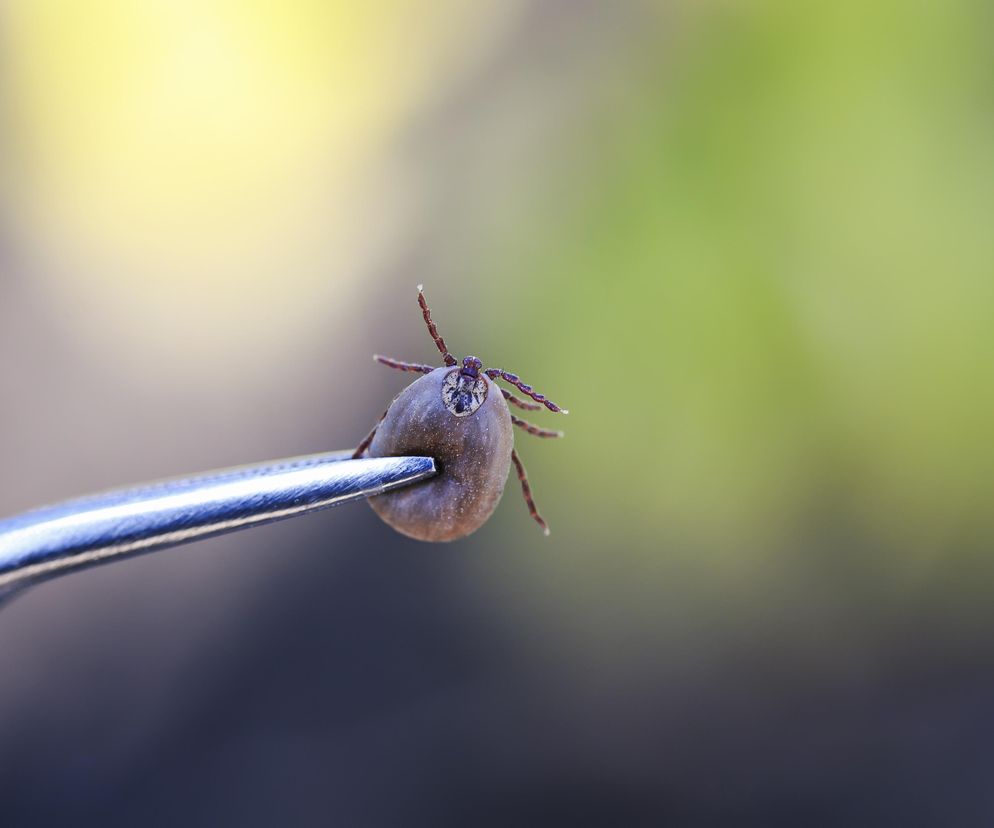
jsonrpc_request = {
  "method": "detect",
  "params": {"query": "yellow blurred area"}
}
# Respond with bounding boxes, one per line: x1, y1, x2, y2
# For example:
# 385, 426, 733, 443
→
3, 0, 517, 374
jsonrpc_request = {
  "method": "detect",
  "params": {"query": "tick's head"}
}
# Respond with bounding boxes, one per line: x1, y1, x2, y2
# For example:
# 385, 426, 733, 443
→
460, 356, 483, 378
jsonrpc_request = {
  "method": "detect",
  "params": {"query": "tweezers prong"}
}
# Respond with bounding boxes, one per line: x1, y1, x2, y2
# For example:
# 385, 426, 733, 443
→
0, 451, 436, 597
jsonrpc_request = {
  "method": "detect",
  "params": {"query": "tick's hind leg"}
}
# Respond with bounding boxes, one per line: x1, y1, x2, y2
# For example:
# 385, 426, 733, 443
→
486, 368, 568, 414
374, 355, 435, 374
511, 414, 564, 439
417, 285, 457, 367
511, 449, 550, 535
352, 409, 388, 459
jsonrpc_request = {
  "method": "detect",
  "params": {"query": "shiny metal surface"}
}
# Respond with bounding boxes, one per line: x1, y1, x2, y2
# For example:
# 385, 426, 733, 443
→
0, 451, 436, 597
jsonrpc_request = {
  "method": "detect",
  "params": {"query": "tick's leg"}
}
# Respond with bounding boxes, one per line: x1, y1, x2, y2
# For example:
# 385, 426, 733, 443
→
486, 369, 568, 414
511, 449, 550, 535
511, 414, 564, 439
374, 355, 435, 374
501, 388, 543, 411
352, 409, 388, 459
417, 285, 457, 367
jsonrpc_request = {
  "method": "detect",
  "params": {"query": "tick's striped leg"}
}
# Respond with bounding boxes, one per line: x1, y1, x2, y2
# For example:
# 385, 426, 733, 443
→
486, 368, 568, 414
417, 285, 457, 367
501, 388, 543, 411
352, 409, 388, 459
511, 449, 549, 535
511, 414, 564, 439
374, 355, 435, 374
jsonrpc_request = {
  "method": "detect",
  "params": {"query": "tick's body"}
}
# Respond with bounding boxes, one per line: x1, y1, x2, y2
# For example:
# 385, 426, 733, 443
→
355, 286, 567, 541
368, 368, 512, 542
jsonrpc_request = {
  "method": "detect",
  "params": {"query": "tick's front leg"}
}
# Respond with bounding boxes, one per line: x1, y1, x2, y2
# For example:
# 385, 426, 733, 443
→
374, 355, 435, 374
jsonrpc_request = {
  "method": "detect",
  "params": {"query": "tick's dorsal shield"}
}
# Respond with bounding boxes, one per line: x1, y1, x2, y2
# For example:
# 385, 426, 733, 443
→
441, 369, 488, 417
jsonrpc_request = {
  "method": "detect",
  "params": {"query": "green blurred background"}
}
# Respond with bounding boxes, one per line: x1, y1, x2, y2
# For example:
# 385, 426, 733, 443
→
1, 1, 992, 824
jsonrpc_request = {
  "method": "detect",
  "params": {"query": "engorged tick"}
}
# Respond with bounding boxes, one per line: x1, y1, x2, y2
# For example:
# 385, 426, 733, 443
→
353, 285, 568, 542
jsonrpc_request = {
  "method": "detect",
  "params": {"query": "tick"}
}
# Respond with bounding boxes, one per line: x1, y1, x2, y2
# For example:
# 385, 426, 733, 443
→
353, 285, 568, 542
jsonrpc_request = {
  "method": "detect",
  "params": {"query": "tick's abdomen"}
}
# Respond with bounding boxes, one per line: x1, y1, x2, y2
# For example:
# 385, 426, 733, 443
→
367, 368, 513, 542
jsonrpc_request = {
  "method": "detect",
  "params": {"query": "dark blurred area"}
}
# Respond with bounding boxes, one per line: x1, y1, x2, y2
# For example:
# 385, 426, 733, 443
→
2, 2, 993, 825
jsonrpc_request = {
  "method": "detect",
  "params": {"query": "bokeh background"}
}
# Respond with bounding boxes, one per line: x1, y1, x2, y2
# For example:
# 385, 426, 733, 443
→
1, 1, 992, 824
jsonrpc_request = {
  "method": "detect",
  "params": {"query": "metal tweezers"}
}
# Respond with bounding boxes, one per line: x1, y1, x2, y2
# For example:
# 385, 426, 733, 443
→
0, 451, 436, 600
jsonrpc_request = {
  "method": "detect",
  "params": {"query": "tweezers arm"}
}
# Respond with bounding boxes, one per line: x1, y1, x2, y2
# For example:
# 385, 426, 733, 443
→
0, 451, 436, 594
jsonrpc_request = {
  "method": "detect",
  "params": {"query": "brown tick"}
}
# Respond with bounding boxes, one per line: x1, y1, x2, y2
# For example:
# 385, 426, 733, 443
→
353, 286, 567, 542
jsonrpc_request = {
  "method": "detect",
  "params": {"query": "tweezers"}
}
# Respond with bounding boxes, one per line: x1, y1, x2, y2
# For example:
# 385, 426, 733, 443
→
0, 451, 436, 600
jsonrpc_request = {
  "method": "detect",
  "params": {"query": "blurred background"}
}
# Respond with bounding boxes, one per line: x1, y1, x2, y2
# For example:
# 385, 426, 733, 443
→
1, 1, 992, 824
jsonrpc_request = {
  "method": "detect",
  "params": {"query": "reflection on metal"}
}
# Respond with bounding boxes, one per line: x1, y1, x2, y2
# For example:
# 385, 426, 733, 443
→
0, 451, 436, 598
